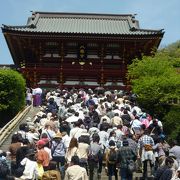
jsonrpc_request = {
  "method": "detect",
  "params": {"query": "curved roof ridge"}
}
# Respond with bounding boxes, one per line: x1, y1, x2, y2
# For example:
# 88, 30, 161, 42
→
33, 11, 134, 21
2, 24, 30, 29
137, 28, 164, 33
1, 12, 164, 37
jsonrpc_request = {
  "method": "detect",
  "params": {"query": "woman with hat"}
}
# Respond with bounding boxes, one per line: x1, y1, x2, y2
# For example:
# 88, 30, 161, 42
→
51, 132, 67, 171
36, 139, 50, 171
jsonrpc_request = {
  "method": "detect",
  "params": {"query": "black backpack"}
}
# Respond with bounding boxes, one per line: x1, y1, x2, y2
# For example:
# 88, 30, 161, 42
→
108, 150, 117, 163
88, 153, 99, 163
0, 159, 10, 178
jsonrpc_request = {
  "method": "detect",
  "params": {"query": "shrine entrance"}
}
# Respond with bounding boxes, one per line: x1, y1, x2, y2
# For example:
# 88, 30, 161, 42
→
2, 12, 164, 89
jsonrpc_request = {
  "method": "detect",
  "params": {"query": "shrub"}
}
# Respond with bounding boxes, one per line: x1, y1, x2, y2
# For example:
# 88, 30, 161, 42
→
0, 69, 26, 124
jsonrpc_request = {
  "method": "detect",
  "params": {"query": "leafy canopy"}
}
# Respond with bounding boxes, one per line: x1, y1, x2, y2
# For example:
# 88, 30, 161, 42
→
127, 53, 180, 116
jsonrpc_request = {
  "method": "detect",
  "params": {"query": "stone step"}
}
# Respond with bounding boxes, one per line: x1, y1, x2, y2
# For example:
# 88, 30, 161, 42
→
0, 106, 39, 151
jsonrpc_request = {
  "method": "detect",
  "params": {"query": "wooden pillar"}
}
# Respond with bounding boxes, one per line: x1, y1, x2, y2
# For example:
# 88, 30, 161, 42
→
59, 42, 64, 89
33, 64, 37, 87
39, 42, 42, 63
122, 41, 127, 89
38, 42, 42, 86
100, 45, 105, 87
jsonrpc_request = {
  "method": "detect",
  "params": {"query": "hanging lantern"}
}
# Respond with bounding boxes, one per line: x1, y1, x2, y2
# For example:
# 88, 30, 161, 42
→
78, 45, 87, 66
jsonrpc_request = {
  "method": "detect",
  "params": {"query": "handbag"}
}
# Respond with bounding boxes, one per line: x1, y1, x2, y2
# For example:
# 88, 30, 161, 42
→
144, 144, 153, 151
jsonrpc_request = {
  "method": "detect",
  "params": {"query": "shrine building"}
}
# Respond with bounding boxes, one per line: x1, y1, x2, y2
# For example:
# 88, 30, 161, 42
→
2, 12, 164, 89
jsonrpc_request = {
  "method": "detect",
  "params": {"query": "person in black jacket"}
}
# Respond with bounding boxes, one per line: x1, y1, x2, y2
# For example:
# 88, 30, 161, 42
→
155, 156, 174, 180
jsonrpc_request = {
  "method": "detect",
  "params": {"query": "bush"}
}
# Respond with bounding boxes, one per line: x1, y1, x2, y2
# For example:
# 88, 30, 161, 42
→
163, 105, 180, 143
127, 53, 180, 118
0, 69, 26, 125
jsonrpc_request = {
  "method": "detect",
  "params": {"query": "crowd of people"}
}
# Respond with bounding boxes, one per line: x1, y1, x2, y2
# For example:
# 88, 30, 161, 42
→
0, 88, 180, 180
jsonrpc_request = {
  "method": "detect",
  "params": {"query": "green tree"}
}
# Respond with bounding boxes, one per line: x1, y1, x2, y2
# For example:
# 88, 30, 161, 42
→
127, 53, 180, 118
159, 40, 180, 67
0, 69, 26, 124
163, 105, 180, 142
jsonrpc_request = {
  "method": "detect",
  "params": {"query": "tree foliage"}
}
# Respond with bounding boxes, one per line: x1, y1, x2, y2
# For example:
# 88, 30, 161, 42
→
128, 53, 180, 116
127, 41, 180, 140
163, 105, 180, 142
0, 69, 26, 124
159, 40, 180, 67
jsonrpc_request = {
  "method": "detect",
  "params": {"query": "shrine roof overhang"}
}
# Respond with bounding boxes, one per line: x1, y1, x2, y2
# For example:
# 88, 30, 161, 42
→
2, 11, 164, 37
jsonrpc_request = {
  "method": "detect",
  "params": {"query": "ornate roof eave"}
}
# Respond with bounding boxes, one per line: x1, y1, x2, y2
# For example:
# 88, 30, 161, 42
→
2, 29, 164, 41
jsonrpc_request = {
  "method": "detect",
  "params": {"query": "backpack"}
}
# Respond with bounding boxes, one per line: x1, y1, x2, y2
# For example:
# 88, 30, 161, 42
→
0, 159, 10, 178
88, 152, 99, 163
14, 164, 25, 177
127, 159, 136, 174
108, 150, 117, 163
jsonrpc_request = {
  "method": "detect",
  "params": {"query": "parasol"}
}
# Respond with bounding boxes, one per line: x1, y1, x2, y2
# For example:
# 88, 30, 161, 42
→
34, 88, 42, 94
65, 115, 79, 123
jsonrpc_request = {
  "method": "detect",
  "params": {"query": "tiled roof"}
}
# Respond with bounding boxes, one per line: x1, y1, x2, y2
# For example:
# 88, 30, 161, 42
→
2, 12, 164, 36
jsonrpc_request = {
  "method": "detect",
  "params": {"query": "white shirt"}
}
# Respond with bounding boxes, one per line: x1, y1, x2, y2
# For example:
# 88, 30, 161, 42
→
99, 131, 109, 148
20, 158, 38, 180
115, 129, 124, 141
64, 165, 88, 180
77, 143, 90, 159
62, 134, 71, 148
70, 127, 84, 140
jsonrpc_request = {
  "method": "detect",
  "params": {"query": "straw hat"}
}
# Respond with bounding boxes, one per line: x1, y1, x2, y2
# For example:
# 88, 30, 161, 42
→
53, 132, 62, 139
61, 131, 67, 136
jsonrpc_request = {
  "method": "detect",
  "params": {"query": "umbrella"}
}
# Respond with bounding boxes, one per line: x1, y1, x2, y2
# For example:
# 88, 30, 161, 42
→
94, 87, 104, 91
94, 87, 105, 94
65, 115, 79, 123
105, 91, 112, 96
34, 88, 42, 94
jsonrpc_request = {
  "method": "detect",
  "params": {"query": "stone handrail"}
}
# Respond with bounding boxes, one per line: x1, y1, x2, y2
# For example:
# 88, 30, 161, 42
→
0, 106, 31, 146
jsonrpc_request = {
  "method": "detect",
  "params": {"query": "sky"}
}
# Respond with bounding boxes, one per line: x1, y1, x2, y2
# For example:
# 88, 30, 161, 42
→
0, 0, 180, 64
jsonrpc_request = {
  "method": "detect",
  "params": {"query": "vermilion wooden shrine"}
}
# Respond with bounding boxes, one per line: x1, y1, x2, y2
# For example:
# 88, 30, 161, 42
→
2, 12, 164, 89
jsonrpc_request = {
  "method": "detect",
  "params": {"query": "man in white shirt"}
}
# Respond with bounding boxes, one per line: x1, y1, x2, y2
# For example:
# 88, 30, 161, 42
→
64, 156, 88, 180
62, 131, 71, 148
98, 127, 109, 148
69, 121, 84, 140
